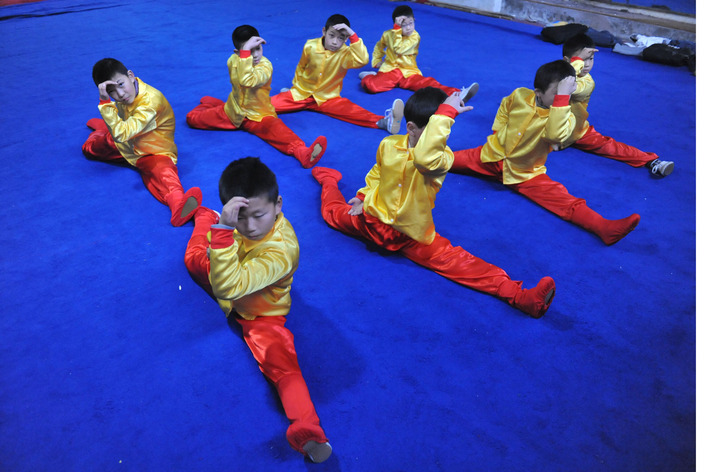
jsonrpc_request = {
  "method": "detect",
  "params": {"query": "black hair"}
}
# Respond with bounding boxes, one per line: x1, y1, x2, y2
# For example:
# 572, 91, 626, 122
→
92, 58, 129, 86
232, 25, 260, 50
562, 33, 595, 58
218, 157, 279, 205
404, 87, 447, 129
534, 60, 576, 93
325, 13, 350, 30
392, 5, 414, 21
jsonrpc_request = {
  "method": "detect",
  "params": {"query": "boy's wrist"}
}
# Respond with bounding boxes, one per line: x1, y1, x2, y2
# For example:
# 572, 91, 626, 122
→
436, 103, 459, 119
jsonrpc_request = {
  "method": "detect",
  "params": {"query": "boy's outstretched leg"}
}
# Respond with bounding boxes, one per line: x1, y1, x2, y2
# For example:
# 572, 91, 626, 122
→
136, 155, 202, 227
292, 136, 327, 169
570, 204, 640, 245
504, 277, 556, 318
184, 206, 219, 296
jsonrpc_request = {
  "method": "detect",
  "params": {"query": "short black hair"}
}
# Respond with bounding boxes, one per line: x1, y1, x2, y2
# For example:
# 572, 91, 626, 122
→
325, 13, 350, 30
232, 24, 260, 50
534, 60, 575, 93
392, 5, 414, 21
562, 33, 595, 58
92, 58, 129, 86
218, 157, 279, 205
404, 87, 447, 129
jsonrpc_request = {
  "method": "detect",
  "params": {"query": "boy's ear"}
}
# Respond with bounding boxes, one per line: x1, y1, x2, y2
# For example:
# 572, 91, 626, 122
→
563, 55, 571, 62
127, 70, 136, 80
407, 121, 421, 135
275, 195, 283, 212
322, 27, 326, 36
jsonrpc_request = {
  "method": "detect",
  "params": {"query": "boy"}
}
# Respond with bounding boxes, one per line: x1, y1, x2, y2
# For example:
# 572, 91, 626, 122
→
83, 58, 201, 227
312, 87, 556, 318
187, 25, 326, 169
560, 33, 674, 176
450, 60, 640, 245
359, 5, 479, 103
271, 14, 404, 134
184, 158, 332, 463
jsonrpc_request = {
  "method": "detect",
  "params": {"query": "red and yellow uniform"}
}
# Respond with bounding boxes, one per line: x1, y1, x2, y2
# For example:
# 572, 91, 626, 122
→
271, 34, 384, 128
314, 105, 539, 309
451, 87, 640, 245
560, 58, 658, 166
361, 25, 458, 95
82, 77, 200, 226
186, 52, 321, 167
184, 209, 328, 454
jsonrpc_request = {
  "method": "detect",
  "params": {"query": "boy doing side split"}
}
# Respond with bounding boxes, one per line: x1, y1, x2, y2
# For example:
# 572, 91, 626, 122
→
559, 33, 673, 177
187, 25, 326, 169
184, 158, 332, 463
312, 88, 556, 318
83, 58, 201, 226
359, 5, 479, 103
450, 60, 640, 245
271, 14, 405, 135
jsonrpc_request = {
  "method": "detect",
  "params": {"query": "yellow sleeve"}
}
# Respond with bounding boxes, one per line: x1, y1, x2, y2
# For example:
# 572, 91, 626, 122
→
209, 237, 293, 302
413, 112, 454, 176
544, 99, 575, 144
229, 53, 271, 88
392, 29, 419, 57
292, 43, 311, 87
358, 157, 382, 197
342, 36, 370, 69
371, 34, 387, 68
99, 100, 157, 143
570, 59, 594, 102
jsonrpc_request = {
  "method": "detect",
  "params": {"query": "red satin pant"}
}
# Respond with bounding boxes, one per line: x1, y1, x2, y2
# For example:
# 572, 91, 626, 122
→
361, 69, 458, 95
81, 124, 184, 205
271, 90, 383, 129
185, 96, 307, 156
316, 180, 520, 299
571, 125, 657, 167
451, 147, 586, 220
183, 209, 327, 453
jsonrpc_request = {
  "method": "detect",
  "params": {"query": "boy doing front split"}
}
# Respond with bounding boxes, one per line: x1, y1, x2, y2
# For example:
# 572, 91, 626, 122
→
187, 25, 326, 169
271, 14, 404, 135
312, 88, 556, 318
184, 158, 332, 463
559, 33, 674, 177
450, 60, 640, 245
359, 5, 479, 103
83, 58, 201, 226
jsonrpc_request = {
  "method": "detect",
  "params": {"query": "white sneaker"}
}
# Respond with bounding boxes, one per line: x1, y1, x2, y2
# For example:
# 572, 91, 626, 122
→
359, 71, 377, 79
648, 158, 674, 177
280, 87, 290, 93
383, 98, 404, 134
459, 82, 479, 104
303, 440, 332, 463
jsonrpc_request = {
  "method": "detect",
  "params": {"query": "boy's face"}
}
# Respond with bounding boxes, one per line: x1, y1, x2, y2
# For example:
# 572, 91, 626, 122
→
395, 16, 415, 36
322, 26, 349, 51
243, 41, 264, 65
234, 195, 282, 241
106, 71, 137, 104
535, 79, 563, 109
569, 47, 596, 77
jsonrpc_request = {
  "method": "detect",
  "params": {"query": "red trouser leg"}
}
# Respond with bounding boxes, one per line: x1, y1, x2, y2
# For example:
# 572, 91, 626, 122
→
82, 126, 124, 162
136, 155, 202, 226
360, 69, 403, 93
270, 90, 316, 113
186, 96, 238, 130
399, 233, 520, 299
399, 74, 459, 96
317, 97, 383, 129
450, 146, 504, 180
183, 207, 219, 296
241, 115, 306, 157
233, 316, 328, 454
572, 125, 657, 167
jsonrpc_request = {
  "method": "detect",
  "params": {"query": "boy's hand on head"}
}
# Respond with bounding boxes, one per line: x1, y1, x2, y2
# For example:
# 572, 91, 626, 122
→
394, 15, 408, 26
242, 36, 266, 51
557, 76, 577, 96
219, 196, 249, 226
97, 80, 116, 101
444, 92, 474, 114
347, 197, 363, 216
333, 23, 355, 38
579, 47, 599, 61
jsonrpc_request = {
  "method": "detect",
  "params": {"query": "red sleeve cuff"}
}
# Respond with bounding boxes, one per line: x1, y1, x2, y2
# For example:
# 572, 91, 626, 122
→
356, 193, 365, 202
210, 226, 236, 249
571, 56, 584, 63
436, 103, 459, 119
99, 98, 112, 105
349, 33, 359, 43
552, 95, 570, 107
393, 24, 401, 30
238, 50, 251, 58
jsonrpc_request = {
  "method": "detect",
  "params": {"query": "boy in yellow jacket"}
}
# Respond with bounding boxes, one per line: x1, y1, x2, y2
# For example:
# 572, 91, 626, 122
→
450, 60, 640, 245
83, 58, 201, 226
312, 87, 556, 318
187, 25, 326, 168
271, 14, 404, 134
184, 157, 332, 463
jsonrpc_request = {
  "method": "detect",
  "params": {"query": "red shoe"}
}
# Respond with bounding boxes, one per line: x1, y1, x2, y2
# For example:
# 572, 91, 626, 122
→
311, 166, 342, 185
512, 276, 556, 318
298, 136, 327, 168
599, 213, 640, 245
170, 187, 203, 227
